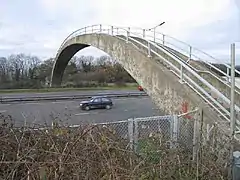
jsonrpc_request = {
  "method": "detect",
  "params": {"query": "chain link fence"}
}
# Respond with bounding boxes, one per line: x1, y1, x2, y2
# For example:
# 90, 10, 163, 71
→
0, 109, 234, 179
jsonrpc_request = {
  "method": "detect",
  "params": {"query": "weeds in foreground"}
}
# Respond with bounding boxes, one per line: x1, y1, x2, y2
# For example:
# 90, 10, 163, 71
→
0, 114, 228, 180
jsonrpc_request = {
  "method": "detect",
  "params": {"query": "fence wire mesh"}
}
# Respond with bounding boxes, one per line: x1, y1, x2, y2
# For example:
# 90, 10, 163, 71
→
0, 109, 234, 179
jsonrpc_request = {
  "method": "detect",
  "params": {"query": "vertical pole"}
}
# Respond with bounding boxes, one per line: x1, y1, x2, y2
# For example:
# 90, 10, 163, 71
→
143, 29, 145, 38
193, 113, 200, 161
179, 64, 183, 83
134, 119, 138, 153
148, 42, 151, 57
189, 46, 192, 62
227, 67, 230, 82
170, 115, 179, 148
111, 26, 113, 35
230, 43, 236, 135
100, 24, 102, 32
128, 118, 134, 150
92, 25, 94, 33
153, 28, 156, 42
228, 43, 236, 180
84, 27, 87, 34
126, 28, 129, 43
163, 34, 165, 45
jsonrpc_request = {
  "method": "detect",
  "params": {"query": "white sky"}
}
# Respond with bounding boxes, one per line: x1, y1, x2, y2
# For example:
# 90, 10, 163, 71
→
0, 0, 239, 63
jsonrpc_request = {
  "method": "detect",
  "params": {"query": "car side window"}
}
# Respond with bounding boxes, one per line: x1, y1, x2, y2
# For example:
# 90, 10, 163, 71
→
102, 98, 110, 102
93, 98, 101, 103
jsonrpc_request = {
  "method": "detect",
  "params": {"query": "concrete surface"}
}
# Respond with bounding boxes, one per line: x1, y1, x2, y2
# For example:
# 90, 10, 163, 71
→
0, 97, 162, 127
0, 90, 141, 98
51, 33, 221, 128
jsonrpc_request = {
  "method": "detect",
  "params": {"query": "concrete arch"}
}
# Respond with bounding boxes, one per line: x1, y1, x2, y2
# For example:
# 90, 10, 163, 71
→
51, 33, 218, 117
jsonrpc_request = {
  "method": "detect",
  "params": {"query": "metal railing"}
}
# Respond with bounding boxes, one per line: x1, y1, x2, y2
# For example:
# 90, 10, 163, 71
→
55, 24, 240, 132
0, 92, 147, 103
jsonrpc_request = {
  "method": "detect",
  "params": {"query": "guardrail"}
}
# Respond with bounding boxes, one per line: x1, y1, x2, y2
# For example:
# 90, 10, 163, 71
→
0, 92, 147, 103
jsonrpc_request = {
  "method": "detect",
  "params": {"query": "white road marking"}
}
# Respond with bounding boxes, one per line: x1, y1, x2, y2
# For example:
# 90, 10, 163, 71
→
52, 101, 75, 104
0, 110, 7, 113
0, 104, 10, 106
24, 102, 42, 105
75, 112, 99, 116
75, 112, 90, 116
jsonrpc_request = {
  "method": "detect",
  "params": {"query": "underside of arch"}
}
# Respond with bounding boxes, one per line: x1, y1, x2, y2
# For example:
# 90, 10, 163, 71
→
51, 44, 89, 86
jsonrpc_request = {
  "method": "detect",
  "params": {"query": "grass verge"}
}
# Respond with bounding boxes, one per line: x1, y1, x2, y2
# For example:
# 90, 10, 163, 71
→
0, 84, 138, 94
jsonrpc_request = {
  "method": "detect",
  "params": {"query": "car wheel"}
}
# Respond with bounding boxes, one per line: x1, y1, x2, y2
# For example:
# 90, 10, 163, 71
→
85, 106, 90, 111
105, 105, 111, 110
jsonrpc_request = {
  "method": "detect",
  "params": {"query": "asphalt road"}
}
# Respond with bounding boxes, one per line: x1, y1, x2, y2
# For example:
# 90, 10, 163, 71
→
0, 97, 162, 127
0, 90, 142, 98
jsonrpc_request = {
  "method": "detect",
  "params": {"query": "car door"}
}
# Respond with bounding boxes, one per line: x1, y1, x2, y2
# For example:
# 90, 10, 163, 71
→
92, 98, 102, 109
101, 97, 111, 107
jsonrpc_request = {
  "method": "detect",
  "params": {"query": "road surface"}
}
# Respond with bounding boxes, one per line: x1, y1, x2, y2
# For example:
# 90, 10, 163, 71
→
0, 97, 162, 127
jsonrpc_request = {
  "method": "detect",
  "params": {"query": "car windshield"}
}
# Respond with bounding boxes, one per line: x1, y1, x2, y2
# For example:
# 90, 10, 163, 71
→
90, 98, 95, 102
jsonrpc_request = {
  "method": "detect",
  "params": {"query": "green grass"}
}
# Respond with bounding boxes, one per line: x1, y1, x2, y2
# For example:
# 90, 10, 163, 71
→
0, 84, 138, 94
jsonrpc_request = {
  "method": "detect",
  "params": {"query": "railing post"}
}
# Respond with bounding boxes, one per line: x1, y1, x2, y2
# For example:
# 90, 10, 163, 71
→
111, 26, 113, 35
100, 24, 102, 32
148, 42, 151, 57
126, 28, 130, 43
179, 64, 184, 83
188, 46, 192, 63
163, 34, 165, 45
92, 25, 94, 33
227, 67, 230, 81
84, 27, 87, 34
153, 28, 156, 42
128, 118, 134, 150
143, 29, 145, 38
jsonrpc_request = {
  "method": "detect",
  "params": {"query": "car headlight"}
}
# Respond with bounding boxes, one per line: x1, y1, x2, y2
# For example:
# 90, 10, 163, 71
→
80, 103, 82, 106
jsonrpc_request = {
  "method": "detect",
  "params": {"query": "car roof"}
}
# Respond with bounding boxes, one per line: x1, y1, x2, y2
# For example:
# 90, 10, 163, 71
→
91, 96, 111, 99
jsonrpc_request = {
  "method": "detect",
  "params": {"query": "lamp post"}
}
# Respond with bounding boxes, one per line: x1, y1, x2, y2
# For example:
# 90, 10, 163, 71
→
147, 22, 165, 42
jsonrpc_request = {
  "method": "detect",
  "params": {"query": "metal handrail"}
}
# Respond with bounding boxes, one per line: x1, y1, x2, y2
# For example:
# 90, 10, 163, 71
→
112, 27, 240, 100
54, 24, 240, 131
115, 26, 239, 76
158, 44, 240, 96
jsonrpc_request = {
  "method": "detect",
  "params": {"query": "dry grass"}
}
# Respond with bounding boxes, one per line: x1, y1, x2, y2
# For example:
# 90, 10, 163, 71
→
0, 113, 229, 180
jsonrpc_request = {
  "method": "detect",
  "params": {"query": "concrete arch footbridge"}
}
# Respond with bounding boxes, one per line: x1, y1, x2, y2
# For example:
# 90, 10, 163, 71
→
51, 24, 240, 135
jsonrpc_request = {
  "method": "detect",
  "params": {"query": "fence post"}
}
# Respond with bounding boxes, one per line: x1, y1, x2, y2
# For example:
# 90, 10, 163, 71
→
128, 118, 134, 150
233, 151, 240, 180
99, 24, 102, 32
170, 115, 179, 148
143, 29, 145, 38
193, 109, 201, 161
134, 119, 139, 153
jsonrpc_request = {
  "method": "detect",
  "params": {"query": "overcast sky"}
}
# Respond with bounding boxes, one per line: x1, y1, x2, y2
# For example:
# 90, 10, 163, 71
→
0, 0, 239, 64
